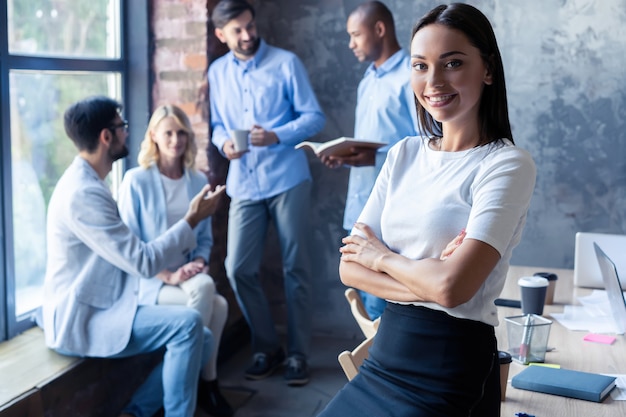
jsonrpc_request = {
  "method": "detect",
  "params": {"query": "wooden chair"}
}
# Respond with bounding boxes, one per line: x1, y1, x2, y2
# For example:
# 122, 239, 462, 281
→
337, 335, 375, 381
344, 288, 380, 339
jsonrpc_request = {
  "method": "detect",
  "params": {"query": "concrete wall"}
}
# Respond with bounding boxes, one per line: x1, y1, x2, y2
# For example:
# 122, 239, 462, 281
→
243, 0, 626, 330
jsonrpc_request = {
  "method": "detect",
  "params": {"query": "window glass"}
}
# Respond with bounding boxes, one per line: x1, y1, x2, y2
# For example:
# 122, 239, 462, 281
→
10, 70, 122, 316
7, 0, 121, 58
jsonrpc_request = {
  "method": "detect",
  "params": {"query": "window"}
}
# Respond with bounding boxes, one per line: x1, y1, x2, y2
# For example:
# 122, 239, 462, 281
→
0, 0, 135, 341
10, 71, 123, 318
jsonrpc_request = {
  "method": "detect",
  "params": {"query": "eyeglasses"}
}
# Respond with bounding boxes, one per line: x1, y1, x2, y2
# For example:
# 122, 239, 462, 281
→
108, 119, 129, 132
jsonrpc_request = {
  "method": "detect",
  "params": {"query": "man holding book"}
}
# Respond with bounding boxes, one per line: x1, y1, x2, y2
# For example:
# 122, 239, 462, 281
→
321, 1, 418, 320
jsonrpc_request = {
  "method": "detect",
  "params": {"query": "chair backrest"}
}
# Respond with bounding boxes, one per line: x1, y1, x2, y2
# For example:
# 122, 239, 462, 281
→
344, 288, 380, 339
338, 335, 375, 381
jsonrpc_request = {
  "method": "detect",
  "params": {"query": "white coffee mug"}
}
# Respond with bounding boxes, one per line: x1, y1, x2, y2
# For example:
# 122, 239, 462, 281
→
231, 129, 250, 152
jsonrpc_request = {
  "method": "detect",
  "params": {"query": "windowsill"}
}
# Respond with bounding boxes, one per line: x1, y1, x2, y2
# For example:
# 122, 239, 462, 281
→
0, 327, 81, 408
0, 317, 249, 413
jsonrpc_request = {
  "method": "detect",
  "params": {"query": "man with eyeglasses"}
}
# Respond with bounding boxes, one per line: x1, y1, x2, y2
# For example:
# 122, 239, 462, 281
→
41, 95, 226, 417
107, 118, 130, 161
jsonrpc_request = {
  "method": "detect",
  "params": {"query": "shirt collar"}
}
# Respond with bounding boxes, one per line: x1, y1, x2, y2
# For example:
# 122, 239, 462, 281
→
364, 49, 406, 78
229, 39, 267, 69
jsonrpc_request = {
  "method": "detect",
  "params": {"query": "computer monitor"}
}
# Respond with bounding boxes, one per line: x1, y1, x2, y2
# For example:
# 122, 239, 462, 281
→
575, 232, 626, 289
593, 242, 626, 334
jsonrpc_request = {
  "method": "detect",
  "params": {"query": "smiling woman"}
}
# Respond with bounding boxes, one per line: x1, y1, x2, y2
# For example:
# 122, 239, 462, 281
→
410, 4, 512, 153
319, 4, 536, 417
410, 23, 493, 150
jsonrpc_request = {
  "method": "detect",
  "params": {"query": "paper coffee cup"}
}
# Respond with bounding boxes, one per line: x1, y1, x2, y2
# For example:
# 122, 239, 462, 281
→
534, 272, 558, 305
518, 276, 549, 315
231, 129, 250, 152
498, 350, 512, 401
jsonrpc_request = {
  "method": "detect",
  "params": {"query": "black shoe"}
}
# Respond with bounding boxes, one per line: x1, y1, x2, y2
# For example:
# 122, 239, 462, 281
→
244, 348, 285, 380
284, 355, 310, 386
197, 379, 234, 417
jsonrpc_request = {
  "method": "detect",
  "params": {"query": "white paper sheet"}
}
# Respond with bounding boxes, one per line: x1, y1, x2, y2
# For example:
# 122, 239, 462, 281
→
550, 290, 624, 334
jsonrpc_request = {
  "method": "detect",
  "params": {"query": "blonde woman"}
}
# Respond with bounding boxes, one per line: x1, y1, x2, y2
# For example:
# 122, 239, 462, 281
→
118, 104, 233, 417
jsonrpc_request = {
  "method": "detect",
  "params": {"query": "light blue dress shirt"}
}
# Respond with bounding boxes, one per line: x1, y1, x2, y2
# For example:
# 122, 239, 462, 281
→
343, 50, 418, 230
209, 40, 326, 201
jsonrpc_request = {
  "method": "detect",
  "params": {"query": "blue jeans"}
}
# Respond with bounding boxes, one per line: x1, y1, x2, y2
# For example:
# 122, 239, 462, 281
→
226, 180, 312, 358
112, 305, 212, 417
358, 290, 387, 320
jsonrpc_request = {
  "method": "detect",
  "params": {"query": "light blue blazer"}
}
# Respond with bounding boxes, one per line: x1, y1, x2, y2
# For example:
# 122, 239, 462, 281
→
42, 157, 197, 357
117, 164, 213, 305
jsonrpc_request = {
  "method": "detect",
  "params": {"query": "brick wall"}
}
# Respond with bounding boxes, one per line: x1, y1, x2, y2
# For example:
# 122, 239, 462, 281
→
151, 0, 210, 172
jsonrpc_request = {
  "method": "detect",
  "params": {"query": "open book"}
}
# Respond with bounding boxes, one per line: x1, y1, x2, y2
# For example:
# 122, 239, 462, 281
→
295, 137, 386, 158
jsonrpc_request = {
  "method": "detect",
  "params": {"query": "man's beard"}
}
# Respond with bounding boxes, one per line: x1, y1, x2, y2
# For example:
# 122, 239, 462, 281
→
109, 135, 129, 162
236, 37, 260, 57
110, 145, 129, 162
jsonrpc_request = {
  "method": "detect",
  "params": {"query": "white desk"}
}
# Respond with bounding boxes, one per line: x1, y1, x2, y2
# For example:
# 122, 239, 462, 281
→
498, 266, 625, 416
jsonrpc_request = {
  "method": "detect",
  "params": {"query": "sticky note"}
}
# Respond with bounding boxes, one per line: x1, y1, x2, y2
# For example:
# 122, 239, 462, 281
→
583, 333, 616, 345
528, 363, 560, 368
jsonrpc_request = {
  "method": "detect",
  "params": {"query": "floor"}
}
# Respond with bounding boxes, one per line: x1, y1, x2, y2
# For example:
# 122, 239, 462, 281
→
199, 333, 359, 417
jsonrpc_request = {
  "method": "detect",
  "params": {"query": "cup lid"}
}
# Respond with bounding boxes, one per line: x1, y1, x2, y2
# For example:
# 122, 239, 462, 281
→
534, 272, 558, 281
498, 350, 512, 364
518, 276, 549, 287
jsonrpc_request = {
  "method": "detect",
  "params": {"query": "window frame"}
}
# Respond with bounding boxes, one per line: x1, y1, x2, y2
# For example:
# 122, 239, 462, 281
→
0, 1, 150, 342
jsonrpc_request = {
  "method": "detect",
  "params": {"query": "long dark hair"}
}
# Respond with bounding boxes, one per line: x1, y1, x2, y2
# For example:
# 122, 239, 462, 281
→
412, 3, 513, 145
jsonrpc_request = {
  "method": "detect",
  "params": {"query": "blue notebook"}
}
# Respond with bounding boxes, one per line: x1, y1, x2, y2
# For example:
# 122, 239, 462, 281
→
511, 366, 616, 402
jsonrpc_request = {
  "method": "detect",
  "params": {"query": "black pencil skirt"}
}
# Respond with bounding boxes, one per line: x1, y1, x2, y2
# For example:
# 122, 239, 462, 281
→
319, 303, 500, 417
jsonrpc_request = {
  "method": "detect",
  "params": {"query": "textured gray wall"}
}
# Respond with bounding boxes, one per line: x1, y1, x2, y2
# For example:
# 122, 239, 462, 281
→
252, 0, 626, 331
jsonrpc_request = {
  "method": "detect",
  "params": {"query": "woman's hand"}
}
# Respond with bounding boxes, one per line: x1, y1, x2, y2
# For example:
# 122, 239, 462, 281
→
440, 229, 466, 260
191, 257, 210, 275
157, 261, 204, 285
339, 222, 392, 272
178, 261, 204, 280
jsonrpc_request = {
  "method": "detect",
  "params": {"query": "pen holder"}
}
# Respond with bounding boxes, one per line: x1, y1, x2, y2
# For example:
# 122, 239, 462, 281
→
505, 314, 552, 364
